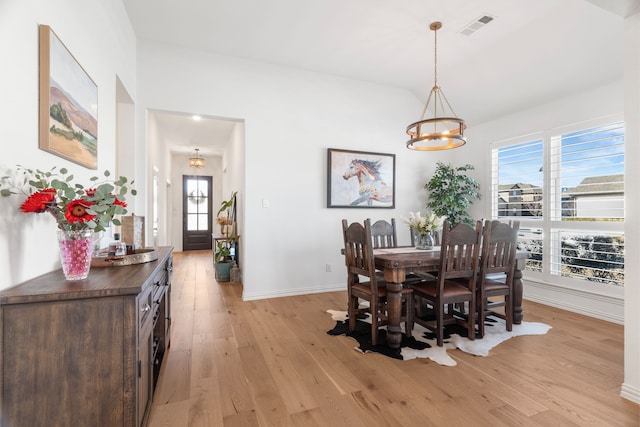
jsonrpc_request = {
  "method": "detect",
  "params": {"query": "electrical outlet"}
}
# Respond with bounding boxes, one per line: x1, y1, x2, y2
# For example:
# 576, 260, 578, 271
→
325, 263, 331, 272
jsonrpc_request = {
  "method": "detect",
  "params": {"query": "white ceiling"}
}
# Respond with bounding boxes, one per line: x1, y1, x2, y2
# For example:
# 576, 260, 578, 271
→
149, 110, 238, 156
125, 0, 638, 155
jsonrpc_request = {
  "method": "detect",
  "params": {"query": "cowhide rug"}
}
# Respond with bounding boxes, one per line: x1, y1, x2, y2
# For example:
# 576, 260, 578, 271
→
326, 309, 551, 366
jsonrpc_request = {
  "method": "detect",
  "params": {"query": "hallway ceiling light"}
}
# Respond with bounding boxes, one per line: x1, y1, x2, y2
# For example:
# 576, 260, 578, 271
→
189, 148, 205, 168
406, 22, 467, 151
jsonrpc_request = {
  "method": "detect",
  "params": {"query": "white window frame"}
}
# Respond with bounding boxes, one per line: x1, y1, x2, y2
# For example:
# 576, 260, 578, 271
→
490, 115, 624, 299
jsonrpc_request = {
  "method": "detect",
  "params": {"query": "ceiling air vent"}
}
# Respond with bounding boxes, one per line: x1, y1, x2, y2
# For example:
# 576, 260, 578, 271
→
459, 14, 495, 36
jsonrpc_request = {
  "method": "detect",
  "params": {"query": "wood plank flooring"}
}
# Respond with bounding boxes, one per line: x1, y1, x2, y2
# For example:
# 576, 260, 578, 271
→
148, 250, 639, 426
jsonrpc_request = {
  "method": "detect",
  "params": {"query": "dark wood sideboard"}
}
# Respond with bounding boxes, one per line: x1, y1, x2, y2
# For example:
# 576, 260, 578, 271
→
0, 246, 174, 427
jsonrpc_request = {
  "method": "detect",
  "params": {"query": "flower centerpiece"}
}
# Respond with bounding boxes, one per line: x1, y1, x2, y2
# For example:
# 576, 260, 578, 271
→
402, 210, 445, 250
1, 166, 136, 280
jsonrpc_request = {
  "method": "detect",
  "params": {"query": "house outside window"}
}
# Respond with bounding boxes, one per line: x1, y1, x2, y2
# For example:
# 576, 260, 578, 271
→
491, 118, 624, 292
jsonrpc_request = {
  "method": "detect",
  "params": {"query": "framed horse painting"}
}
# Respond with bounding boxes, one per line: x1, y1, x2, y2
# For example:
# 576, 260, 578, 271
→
327, 148, 395, 208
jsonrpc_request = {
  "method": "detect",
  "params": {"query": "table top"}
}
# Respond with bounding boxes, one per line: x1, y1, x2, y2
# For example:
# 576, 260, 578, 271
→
373, 246, 528, 270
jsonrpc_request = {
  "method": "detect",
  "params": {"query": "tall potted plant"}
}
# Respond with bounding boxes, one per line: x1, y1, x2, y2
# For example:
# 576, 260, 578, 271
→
214, 191, 237, 281
425, 161, 481, 227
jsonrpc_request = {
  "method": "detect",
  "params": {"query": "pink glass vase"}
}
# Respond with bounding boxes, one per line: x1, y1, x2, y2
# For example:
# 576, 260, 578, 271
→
57, 229, 94, 280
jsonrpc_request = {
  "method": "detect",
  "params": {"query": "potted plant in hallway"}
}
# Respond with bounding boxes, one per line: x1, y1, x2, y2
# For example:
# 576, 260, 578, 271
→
214, 191, 237, 281
425, 162, 481, 227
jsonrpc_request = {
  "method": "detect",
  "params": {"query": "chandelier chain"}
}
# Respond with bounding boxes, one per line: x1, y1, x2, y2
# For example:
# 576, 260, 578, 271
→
433, 25, 438, 90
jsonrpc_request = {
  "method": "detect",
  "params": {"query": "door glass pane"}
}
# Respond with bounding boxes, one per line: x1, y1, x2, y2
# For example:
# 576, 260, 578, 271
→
198, 179, 208, 195
198, 214, 208, 231
187, 197, 199, 213
187, 179, 198, 195
187, 214, 198, 231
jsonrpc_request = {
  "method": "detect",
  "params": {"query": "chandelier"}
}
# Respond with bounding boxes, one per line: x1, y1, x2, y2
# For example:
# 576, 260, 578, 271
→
189, 148, 205, 168
406, 22, 466, 151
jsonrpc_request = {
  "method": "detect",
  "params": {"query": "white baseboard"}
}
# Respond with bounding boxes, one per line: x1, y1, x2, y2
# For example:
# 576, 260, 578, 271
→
620, 383, 640, 404
242, 283, 345, 301
523, 279, 624, 324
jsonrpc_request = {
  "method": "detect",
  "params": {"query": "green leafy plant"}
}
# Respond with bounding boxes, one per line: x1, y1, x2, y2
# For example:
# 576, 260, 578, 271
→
216, 190, 238, 219
214, 191, 237, 263
1, 166, 135, 232
214, 239, 234, 263
425, 161, 480, 227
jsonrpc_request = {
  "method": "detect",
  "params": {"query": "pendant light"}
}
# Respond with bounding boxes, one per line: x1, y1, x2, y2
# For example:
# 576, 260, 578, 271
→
189, 148, 205, 168
406, 22, 467, 150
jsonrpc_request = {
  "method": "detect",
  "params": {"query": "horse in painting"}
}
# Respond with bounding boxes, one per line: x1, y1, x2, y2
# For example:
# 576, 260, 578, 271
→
342, 159, 392, 206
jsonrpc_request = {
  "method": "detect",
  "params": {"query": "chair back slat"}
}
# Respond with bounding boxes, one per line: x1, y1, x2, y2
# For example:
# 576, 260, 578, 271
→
370, 218, 398, 249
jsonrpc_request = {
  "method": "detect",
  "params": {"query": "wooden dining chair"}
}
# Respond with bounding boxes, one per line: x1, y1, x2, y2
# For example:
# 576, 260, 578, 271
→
409, 220, 482, 346
369, 218, 398, 249
476, 220, 520, 338
342, 219, 414, 345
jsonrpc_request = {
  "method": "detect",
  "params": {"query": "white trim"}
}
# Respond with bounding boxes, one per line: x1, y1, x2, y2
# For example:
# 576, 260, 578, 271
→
620, 383, 640, 404
523, 278, 624, 324
243, 283, 345, 301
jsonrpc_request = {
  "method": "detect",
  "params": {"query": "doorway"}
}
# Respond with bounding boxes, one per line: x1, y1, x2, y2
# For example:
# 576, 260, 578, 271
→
183, 175, 213, 251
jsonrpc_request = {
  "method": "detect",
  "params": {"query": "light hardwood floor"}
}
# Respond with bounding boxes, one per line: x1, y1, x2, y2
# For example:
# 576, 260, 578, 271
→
148, 250, 639, 426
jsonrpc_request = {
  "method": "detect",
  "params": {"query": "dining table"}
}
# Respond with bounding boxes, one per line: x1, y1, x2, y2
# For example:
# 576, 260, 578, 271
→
373, 246, 529, 349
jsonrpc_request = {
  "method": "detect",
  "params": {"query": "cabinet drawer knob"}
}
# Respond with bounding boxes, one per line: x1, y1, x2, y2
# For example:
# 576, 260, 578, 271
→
141, 303, 151, 313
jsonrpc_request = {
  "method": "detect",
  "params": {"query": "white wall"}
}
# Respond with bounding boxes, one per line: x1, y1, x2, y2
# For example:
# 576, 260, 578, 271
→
0, 0, 137, 288
136, 41, 457, 300
622, 10, 640, 405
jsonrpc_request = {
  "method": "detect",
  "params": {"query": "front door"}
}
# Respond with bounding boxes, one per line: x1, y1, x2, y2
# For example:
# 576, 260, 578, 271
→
183, 175, 212, 251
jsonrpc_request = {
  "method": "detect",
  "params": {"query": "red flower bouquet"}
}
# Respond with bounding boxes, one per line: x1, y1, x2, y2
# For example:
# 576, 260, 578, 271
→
1, 166, 135, 232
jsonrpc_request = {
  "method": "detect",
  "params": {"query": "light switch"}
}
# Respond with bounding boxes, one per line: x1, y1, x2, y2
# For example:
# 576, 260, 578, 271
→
262, 199, 269, 208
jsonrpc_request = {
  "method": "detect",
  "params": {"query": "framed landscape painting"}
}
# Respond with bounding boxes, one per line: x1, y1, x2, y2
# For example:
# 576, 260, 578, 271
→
39, 25, 98, 169
327, 148, 395, 208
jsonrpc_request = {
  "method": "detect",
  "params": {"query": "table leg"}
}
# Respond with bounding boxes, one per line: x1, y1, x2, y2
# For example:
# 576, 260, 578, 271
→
512, 259, 524, 324
385, 281, 403, 349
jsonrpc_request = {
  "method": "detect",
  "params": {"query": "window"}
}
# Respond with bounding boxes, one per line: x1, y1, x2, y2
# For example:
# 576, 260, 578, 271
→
492, 119, 624, 289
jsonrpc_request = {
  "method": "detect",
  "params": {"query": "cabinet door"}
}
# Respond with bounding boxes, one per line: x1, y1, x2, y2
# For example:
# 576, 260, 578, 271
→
137, 285, 154, 427
2, 298, 126, 426
137, 328, 153, 427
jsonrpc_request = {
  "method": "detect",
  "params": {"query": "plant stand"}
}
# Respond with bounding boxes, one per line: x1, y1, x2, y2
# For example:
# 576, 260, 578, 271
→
212, 233, 240, 282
